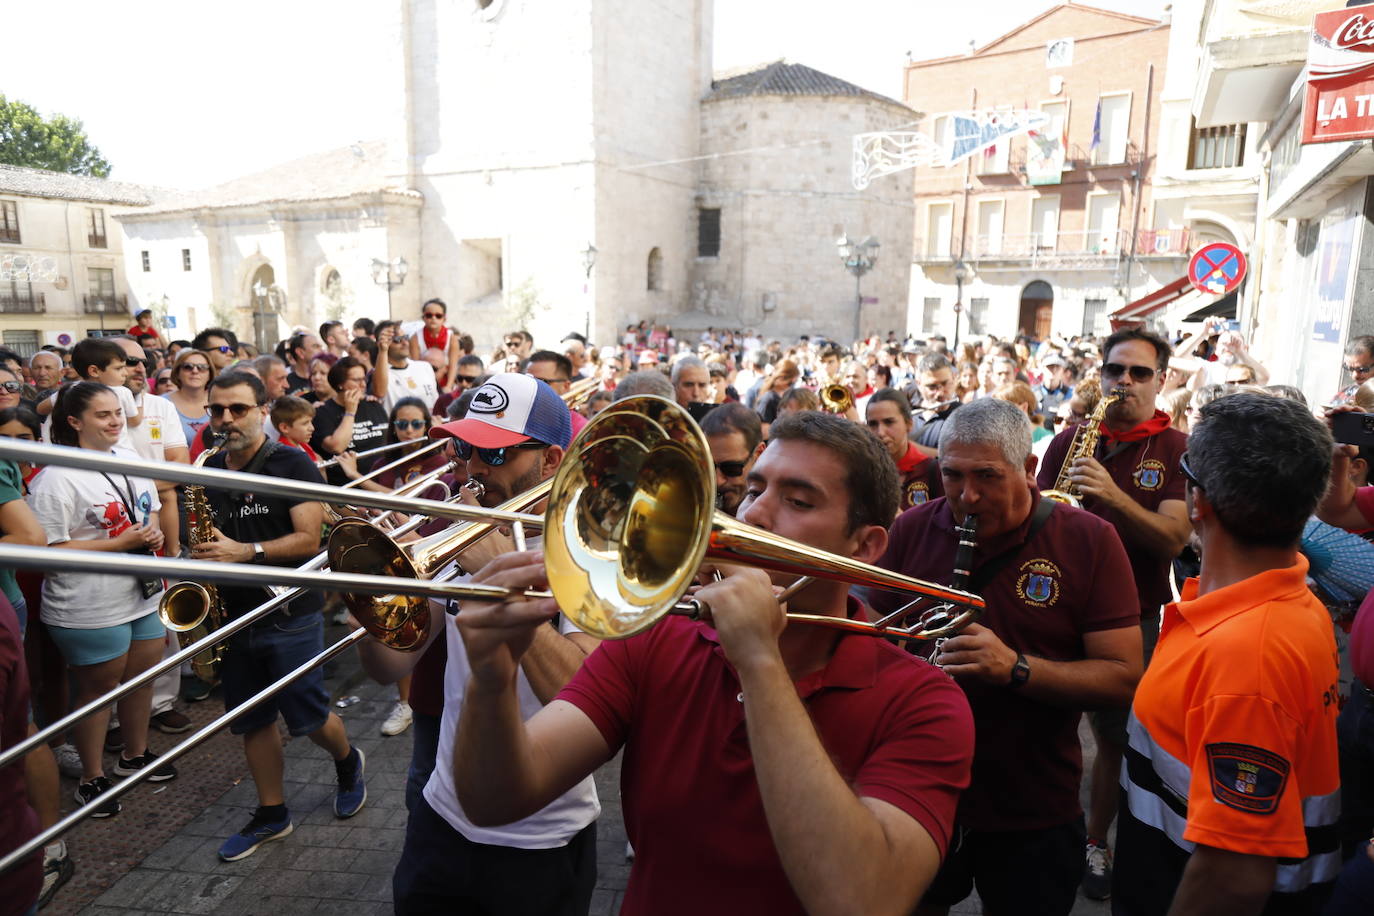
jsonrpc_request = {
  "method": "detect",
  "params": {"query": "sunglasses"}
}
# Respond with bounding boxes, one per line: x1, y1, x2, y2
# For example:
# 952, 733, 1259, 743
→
181, 363, 210, 373
393, 419, 426, 431
211, 345, 233, 354
455, 375, 480, 386
1101, 363, 1157, 383
423, 311, 444, 319
124, 357, 144, 367
0, 381, 20, 394
453, 439, 546, 466
1345, 363, 1374, 375
714, 459, 747, 478
503, 339, 523, 349
1179, 451, 1203, 489
531, 376, 569, 384
207, 402, 262, 419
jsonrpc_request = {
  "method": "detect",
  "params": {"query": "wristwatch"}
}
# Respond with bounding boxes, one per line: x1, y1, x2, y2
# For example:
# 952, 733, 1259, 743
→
250, 543, 267, 564
1009, 653, 1031, 689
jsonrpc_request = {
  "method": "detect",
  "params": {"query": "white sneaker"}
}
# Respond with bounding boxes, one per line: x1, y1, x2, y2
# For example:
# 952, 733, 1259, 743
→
381, 701, 413, 736
53, 743, 82, 779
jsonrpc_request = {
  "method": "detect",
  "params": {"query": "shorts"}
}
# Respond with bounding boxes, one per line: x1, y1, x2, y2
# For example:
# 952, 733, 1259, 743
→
1089, 610, 1162, 746
220, 612, 329, 737
920, 817, 1085, 916
47, 611, 165, 667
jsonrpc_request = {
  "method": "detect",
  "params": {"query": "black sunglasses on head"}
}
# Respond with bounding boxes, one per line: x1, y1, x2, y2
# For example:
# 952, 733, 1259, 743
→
1179, 451, 1203, 489
1101, 363, 1157, 382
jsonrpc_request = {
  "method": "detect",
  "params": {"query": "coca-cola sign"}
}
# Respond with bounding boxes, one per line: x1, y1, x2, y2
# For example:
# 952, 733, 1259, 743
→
1305, 7, 1374, 143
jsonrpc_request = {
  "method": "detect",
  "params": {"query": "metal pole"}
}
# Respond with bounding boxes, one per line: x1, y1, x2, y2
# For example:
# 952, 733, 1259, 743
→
853, 268, 863, 343
953, 275, 963, 351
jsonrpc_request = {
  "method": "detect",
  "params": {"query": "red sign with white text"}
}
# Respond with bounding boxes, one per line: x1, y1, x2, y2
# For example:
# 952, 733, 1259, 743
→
1304, 8, 1374, 143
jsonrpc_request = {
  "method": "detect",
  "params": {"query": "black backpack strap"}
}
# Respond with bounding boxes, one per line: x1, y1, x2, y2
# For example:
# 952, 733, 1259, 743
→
969, 499, 1057, 593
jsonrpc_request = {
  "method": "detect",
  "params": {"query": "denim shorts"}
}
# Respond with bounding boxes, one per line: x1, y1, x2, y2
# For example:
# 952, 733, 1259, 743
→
47, 610, 165, 667
220, 612, 329, 737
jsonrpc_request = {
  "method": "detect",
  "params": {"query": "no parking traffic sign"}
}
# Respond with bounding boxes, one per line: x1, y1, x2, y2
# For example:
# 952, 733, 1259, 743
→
1188, 242, 1247, 296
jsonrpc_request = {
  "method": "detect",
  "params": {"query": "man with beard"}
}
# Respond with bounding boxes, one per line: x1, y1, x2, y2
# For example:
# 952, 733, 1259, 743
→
908, 353, 961, 458
356, 373, 601, 914
1036, 327, 1191, 900
282, 332, 324, 395
700, 402, 764, 517
194, 371, 366, 861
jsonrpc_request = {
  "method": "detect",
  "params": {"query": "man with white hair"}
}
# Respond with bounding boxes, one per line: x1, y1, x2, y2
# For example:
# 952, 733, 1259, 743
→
28, 350, 63, 403
670, 356, 711, 408
872, 398, 1142, 916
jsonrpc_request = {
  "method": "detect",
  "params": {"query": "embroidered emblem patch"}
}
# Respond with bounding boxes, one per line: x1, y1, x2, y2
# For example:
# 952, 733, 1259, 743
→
905, 480, 930, 505
1133, 458, 1166, 491
1015, 558, 1061, 607
1206, 743, 1289, 815
470, 384, 509, 415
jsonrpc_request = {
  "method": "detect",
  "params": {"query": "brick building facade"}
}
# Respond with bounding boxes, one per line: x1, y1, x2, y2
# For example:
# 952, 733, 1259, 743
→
904, 3, 1179, 343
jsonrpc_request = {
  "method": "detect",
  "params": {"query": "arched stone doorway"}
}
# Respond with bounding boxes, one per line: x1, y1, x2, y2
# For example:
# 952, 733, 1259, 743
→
248, 264, 282, 354
1019, 280, 1054, 340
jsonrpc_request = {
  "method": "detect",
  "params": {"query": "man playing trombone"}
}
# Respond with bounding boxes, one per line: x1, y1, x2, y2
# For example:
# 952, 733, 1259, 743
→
194, 370, 367, 861
450, 411, 975, 916
356, 373, 602, 915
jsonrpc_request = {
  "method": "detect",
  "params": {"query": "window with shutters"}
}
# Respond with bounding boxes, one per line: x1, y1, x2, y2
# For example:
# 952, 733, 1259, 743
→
697, 208, 721, 258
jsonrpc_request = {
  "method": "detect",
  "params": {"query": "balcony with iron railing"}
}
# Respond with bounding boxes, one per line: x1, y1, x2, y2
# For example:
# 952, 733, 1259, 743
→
915, 227, 1192, 268
82, 294, 128, 315
0, 292, 45, 314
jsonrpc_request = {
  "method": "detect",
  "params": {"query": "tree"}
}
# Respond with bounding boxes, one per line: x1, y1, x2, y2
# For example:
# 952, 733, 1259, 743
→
0, 95, 111, 177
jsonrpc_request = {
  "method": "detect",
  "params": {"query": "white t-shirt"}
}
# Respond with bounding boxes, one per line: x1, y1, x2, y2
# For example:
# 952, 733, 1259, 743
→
424, 565, 600, 848
41, 385, 137, 452
127, 391, 188, 461
383, 359, 439, 412
28, 447, 163, 628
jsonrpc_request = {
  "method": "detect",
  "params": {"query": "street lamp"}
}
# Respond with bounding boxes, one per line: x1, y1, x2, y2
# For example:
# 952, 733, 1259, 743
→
951, 259, 970, 350
837, 234, 880, 342
371, 256, 409, 318
581, 243, 597, 340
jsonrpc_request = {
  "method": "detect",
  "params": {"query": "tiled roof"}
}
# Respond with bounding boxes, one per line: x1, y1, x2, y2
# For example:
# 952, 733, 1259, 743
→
126, 140, 420, 217
0, 164, 159, 206
705, 60, 910, 109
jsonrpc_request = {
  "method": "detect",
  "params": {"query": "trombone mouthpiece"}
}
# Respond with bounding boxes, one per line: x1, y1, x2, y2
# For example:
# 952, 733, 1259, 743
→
462, 479, 485, 501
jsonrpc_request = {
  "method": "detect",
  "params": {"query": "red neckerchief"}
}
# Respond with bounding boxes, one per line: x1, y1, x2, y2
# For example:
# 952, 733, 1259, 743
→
1101, 408, 1171, 443
896, 441, 928, 474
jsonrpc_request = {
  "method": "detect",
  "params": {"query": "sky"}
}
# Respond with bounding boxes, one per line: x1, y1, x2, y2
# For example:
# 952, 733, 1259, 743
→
0, 0, 1165, 190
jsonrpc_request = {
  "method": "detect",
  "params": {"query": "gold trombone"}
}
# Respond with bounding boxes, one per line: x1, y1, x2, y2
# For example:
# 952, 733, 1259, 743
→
819, 382, 855, 414
561, 375, 603, 411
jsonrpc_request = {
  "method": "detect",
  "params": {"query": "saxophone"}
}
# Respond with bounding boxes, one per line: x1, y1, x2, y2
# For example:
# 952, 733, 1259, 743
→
1041, 388, 1125, 509
158, 441, 226, 683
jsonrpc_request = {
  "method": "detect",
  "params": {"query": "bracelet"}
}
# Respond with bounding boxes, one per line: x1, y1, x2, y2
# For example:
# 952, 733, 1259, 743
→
344, 412, 355, 418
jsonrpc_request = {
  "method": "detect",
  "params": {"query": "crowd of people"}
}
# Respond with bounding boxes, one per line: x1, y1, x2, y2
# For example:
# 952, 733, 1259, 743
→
0, 300, 1372, 916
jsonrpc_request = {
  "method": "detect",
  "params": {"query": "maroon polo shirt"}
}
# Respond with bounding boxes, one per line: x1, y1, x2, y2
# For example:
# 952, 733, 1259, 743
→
897, 441, 942, 512
1037, 425, 1187, 613
557, 600, 973, 916
872, 495, 1138, 832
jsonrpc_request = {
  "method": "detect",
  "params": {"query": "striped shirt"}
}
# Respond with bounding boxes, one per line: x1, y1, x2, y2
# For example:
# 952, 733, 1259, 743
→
1115, 556, 1340, 915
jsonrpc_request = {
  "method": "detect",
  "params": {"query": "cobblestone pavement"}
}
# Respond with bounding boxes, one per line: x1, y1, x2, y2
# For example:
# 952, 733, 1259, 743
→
57, 624, 1106, 915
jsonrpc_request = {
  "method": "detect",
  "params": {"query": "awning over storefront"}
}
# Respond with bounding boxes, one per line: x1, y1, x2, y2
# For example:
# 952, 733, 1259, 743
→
1181, 290, 1237, 323
1110, 276, 1191, 329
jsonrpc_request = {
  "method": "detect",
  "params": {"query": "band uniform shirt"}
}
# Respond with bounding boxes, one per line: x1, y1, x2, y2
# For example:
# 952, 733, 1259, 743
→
1037, 424, 1187, 612
872, 494, 1138, 832
310, 398, 389, 486
896, 440, 942, 511
1114, 556, 1341, 914
27, 450, 162, 629
557, 600, 974, 916
127, 392, 188, 462
424, 556, 600, 848
381, 359, 439, 413
203, 443, 325, 619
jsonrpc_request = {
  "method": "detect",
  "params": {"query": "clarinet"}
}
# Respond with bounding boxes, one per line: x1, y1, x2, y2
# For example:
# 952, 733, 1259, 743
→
934, 513, 979, 667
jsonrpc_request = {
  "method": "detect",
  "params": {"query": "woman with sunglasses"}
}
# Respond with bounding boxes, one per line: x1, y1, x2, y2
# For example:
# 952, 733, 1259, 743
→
152, 368, 176, 397
27, 383, 177, 818
410, 299, 461, 390
0, 366, 24, 412
165, 350, 215, 447
335, 397, 445, 494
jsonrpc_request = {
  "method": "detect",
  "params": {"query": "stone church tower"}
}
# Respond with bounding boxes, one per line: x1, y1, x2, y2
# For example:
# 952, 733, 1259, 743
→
383, 0, 712, 346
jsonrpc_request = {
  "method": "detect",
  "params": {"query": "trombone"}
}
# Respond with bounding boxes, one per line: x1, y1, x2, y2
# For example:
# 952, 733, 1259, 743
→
315, 436, 446, 470
561, 375, 603, 411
